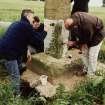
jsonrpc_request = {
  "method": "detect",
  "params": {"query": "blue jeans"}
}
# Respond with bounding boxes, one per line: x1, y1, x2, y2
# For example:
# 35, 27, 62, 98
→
4, 60, 20, 94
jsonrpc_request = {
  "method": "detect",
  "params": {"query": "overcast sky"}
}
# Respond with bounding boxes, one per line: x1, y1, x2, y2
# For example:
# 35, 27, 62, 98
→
89, 0, 103, 6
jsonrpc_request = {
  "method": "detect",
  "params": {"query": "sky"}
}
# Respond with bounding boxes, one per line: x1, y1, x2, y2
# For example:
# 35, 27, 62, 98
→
89, 0, 103, 6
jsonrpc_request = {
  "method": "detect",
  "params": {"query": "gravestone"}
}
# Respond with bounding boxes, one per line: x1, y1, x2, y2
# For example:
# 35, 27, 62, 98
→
44, 0, 71, 58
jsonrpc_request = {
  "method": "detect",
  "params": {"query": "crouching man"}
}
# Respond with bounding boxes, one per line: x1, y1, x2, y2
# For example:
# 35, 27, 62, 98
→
0, 9, 44, 95
28, 16, 48, 54
64, 12, 105, 76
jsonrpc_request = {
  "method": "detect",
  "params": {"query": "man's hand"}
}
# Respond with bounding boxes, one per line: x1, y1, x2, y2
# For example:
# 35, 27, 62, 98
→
80, 44, 88, 51
79, 44, 88, 54
27, 49, 32, 63
64, 41, 76, 47
44, 25, 49, 32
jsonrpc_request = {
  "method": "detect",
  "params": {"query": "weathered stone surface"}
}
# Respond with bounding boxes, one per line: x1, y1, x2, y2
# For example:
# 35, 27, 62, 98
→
21, 70, 56, 98
44, 0, 70, 20
44, 19, 69, 58
36, 82, 56, 98
26, 50, 105, 77
27, 53, 71, 77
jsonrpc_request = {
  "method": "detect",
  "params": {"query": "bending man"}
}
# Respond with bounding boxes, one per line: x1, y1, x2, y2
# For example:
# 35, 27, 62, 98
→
64, 12, 105, 76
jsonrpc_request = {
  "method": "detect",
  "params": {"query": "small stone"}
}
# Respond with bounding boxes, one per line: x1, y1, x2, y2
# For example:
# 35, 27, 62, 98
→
36, 82, 56, 98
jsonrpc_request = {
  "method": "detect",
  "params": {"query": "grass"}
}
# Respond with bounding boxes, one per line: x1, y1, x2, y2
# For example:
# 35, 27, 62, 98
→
69, 77, 105, 105
90, 7, 105, 22
0, 82, 46, 105
1, 80, 105, 105
48, 77, 105, 105
0, 0, 44, 22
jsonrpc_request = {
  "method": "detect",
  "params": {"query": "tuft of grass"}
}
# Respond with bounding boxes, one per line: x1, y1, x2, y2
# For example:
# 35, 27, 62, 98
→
1, 77, 105, 105
0, 82, 46, 105
69, 78, 105, 105
47, 84, 70, 105
47, 77, 105, 105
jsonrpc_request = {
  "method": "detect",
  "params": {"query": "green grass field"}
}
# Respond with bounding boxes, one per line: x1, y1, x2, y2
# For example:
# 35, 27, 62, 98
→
0, 0, 44, 22
0, 0, 105, 22
90, 7, 105, 23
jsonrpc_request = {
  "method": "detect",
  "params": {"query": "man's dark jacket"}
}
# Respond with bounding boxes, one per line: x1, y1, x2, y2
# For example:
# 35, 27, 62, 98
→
0, 17, 44, 60
71, 0, 89, 14
34, 23, 47, 52
34, 23, 47, 39
71, 12, 105, 47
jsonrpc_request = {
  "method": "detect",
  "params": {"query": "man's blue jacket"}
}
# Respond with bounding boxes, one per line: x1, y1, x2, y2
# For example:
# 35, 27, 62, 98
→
0, 17, 44, 60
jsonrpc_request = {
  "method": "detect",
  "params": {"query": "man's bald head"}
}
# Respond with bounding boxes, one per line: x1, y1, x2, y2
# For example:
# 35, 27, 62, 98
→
64, 18, 74, 30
